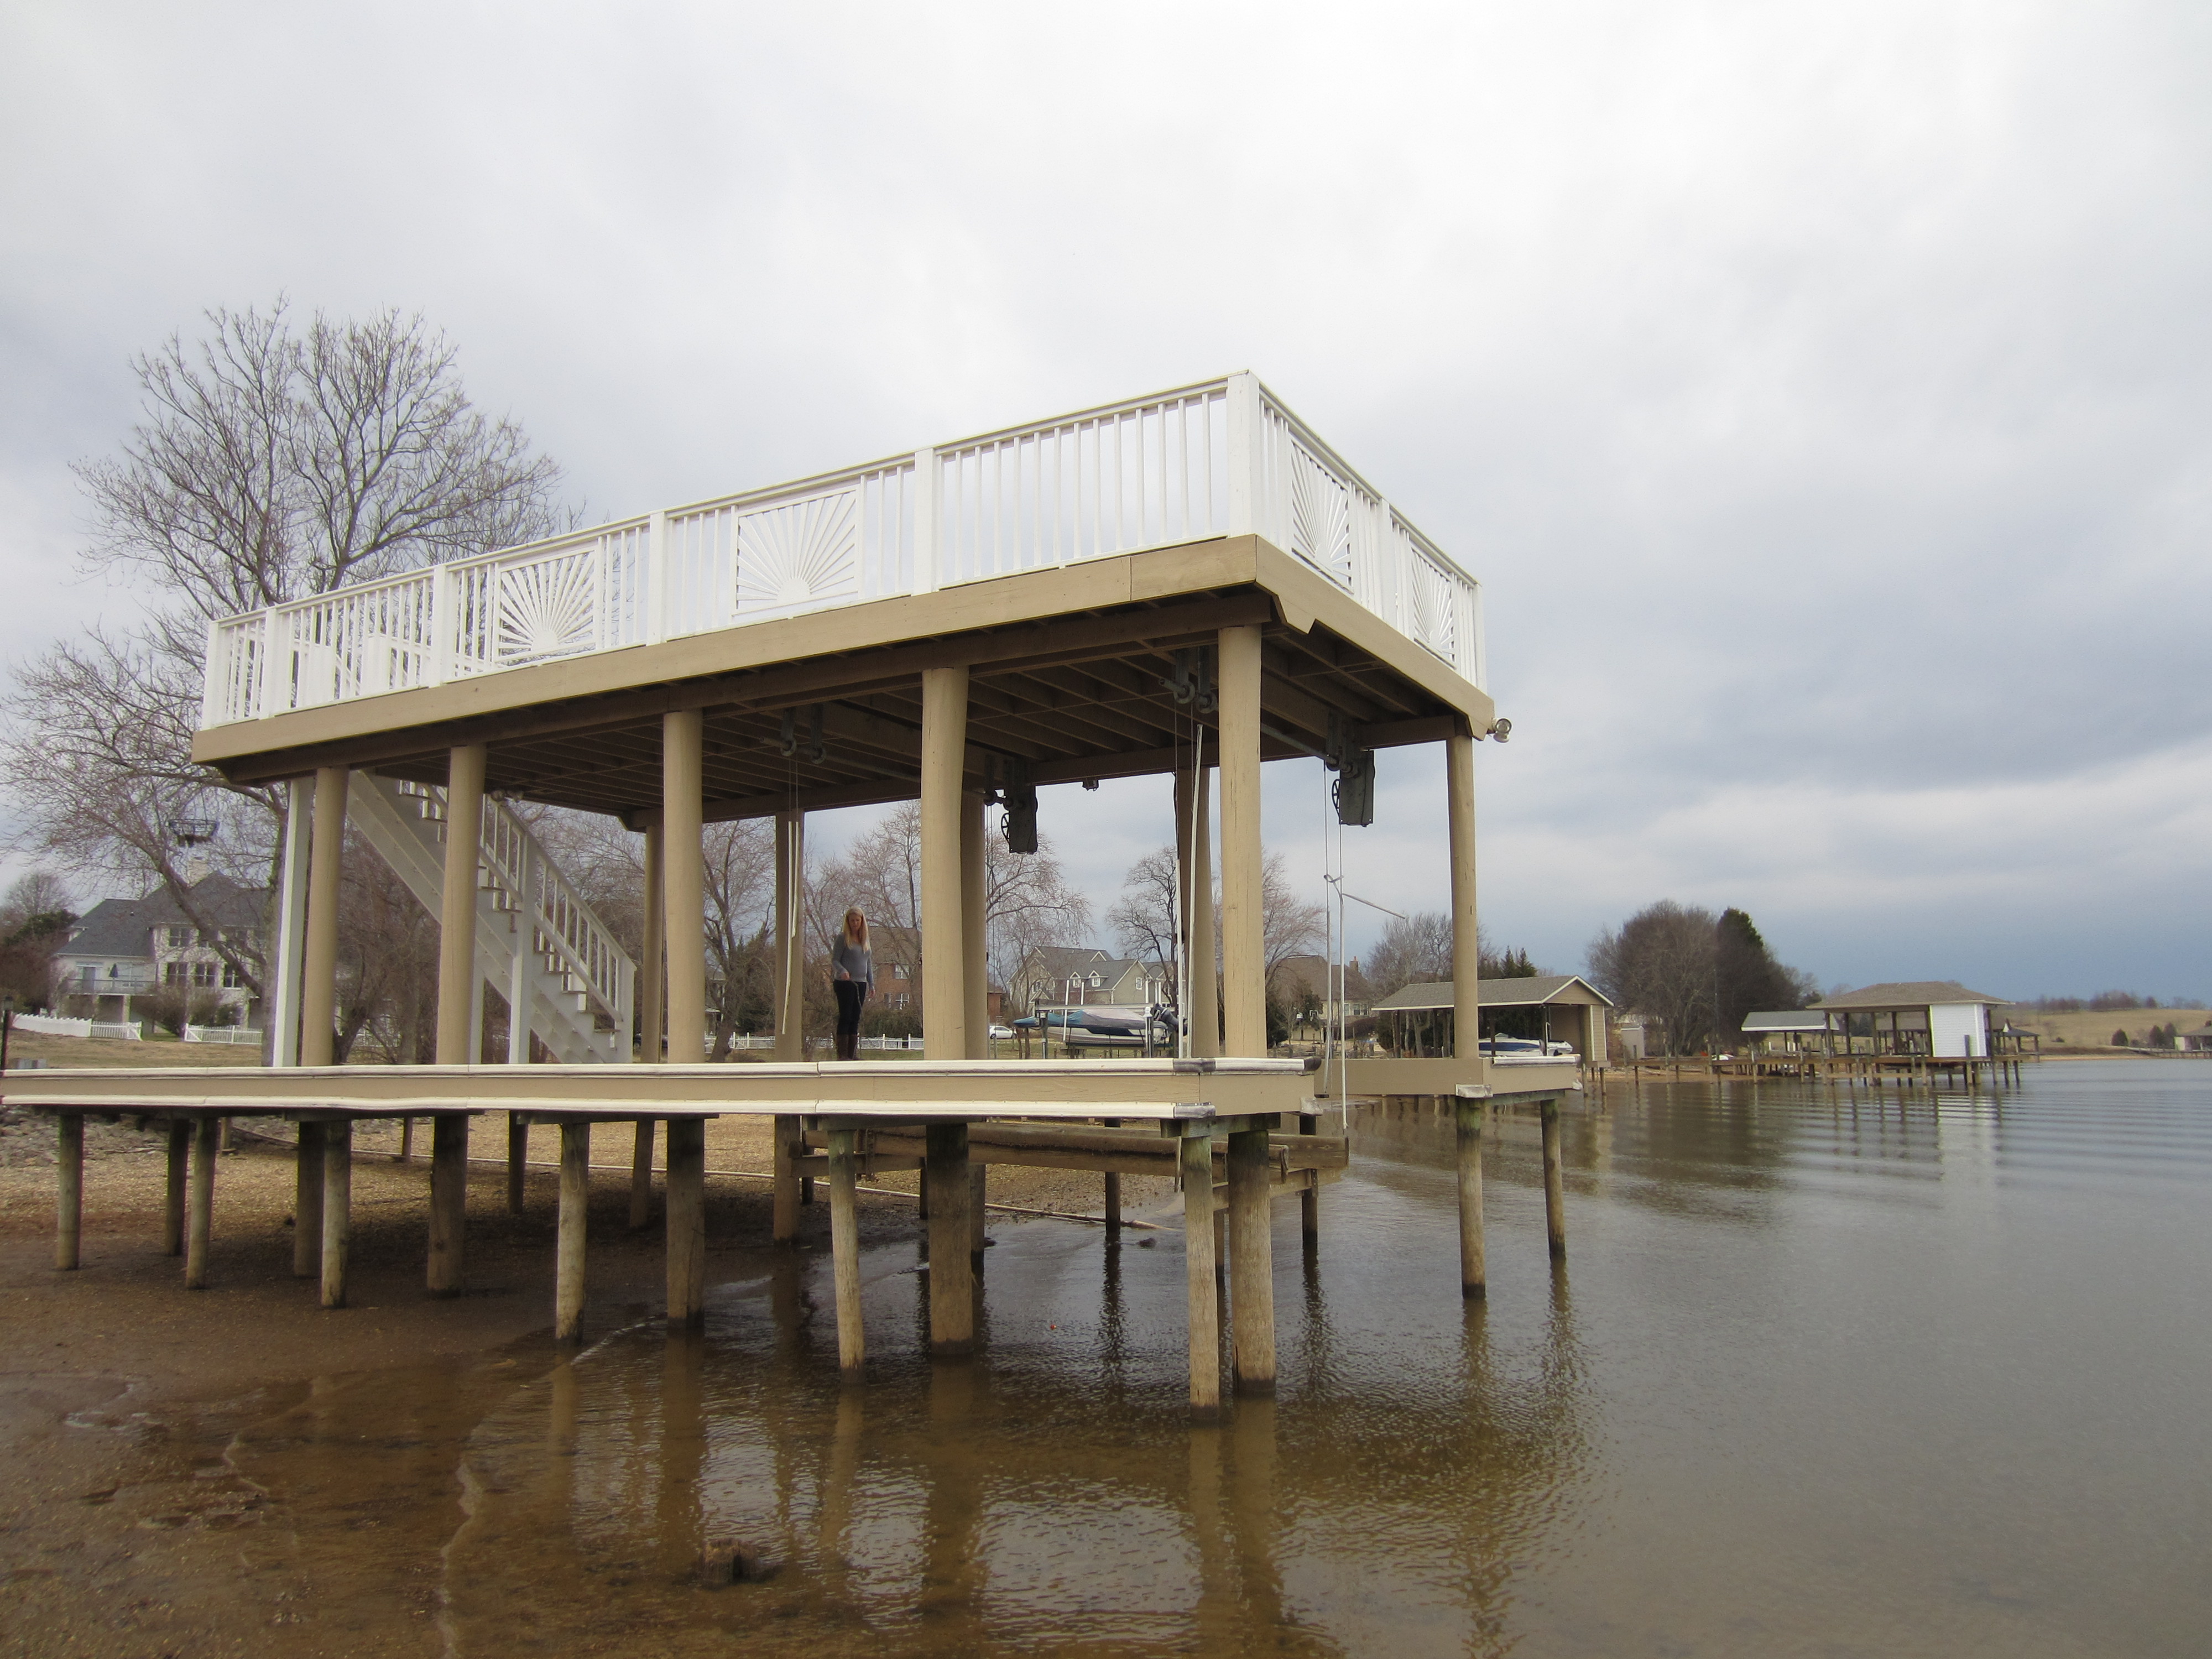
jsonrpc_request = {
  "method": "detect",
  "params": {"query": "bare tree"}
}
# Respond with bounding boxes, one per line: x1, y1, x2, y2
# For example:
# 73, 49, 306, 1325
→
3, 300, 570, 1029
1260, 850, 1325, 989
1364, 911, 1457, 998
1107, 846, 1181, 982
1587, 900, 1719, 1055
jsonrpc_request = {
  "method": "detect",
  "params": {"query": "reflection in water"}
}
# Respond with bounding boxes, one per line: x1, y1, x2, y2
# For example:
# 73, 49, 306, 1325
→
86, 1063, 2209, 1656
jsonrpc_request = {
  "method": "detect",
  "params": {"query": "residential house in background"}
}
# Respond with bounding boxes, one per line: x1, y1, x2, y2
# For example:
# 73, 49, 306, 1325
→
51, 873, 268, 1029
1270, 953, 1371, 1025
1008, 946, 1167, 1015
1802, 981, 2014, 1058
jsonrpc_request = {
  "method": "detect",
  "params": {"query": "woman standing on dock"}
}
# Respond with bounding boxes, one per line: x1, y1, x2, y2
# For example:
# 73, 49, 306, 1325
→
832, 908, 873, 1061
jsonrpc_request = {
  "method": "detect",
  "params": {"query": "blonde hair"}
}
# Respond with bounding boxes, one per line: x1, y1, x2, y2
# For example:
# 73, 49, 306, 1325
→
843, 908, 869, 947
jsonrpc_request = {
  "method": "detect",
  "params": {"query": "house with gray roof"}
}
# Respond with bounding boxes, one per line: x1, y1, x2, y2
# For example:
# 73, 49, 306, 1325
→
53, 873, 268, 1027
1008, 946, 1168, 1016
1368, 974, 1615, 1066
1798, 980, 2014, 1058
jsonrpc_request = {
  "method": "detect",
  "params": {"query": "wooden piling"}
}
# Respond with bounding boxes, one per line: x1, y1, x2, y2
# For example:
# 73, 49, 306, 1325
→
1298, 1106, 1320, 1247
556, 1120, 589, 1342
55, 1114, 82, 1271
293, 1121, 325, 1277
772, 1112, 803, 1243
185, 1115, 218, 1290
925, 1123, 974, 1357
629, 1118, 656, 1230
506, 1112, 528, 1213
827, 1126, 865, 1379
1227, 1122, 1276, 1395
398, 1117, 415, 1163
427, 1114, 468, 1296
665, 1118, 705, 1328
1181, 1129, 1221, 1421
1540, 1098, 1566, 1259
1454, 1098, 1486, 1297
164, 1118, 189, 1256
969, 1163, 987, 1265
1102, 1117, 1121, 1243
321, 1118, 352, 1308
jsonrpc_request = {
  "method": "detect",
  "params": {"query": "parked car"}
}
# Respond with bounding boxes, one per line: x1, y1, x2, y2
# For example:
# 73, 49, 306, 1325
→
988, 1023, 1014, 1040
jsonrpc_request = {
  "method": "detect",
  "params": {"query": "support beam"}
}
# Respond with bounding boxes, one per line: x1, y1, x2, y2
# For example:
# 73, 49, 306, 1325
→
1299, 1104, 1319, 1246
773, 1114, 804, 1244
962, 790, 988, 1056
55, 1114, 82, 1271
1454, 1098, 1486, 1298
662, 709, 706, 1063
506, 1113, 528, 1213
1227, 1121, 1276, 1395
924, 1123, 975, 1357
921, 666, 969, 1061
629, 1119, 655, 1230
321, 1119, 352, 1308
164, 1119, 189, 1256
1181, 1128, 1221, 1421
1175, 763, 1218, 1058
639, 821, 664, 1062
293, 1121, 325, 1277
1217, 626, 1265, 1056
185, 1115, 218, 1289
1102, 1117, 1121, 1243
300, 766, 348, 1066
438, 742, 488, 1064
827, 1126, 865, 1379
505, 836, 534, 1065
774, 811, 805, 1061
556, 1120, 590, 1342
270, 776, 314, 1067
1541, 1099, 1567, 1259
1447, 733, 1479, 1061
427, 1115, 468, 1296
665, 1118, 705, 1327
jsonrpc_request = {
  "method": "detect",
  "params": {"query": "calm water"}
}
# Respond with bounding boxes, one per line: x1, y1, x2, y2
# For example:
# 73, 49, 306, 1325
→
134, 1063, 2212, 1653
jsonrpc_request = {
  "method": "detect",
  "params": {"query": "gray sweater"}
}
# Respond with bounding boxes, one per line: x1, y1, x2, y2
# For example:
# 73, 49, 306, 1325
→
831, 938, 873, 989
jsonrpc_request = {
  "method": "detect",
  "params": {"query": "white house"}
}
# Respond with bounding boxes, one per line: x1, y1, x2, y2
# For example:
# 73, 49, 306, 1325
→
1805, 981, 2013, 1059
51, 873, 267, 1027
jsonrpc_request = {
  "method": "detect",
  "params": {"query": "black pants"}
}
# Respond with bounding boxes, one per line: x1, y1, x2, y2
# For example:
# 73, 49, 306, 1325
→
834, 979, 865, 1036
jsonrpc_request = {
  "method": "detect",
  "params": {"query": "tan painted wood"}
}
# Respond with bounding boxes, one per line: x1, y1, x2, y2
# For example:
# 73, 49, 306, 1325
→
1181, 1130, 1221, 1420
961, 790, 987, 1058
826, 1126, 865, 1378
185, 1114, 218, 1289
1250, 541, 1493, 727
1217, 625, 1265, 1056
164, 1118, 189, 1256
1175, 763, 1220, 1058
556, 1120, 589, 1341
505, 1112, 528, 1212
300, 766, 348, 1066
293, 1120, 325, 1276
1447, 733, 1480, 1059
321, 1118, 352, 1308
1454, 1098, 1486, 1298
627, 1118, 655, 1229
774, 810, 805, 1062
436, 742, 488, 1063
924, 1123, 974, 1357
665, 1117, 705, 1327
661, 709, 707, 1061
921, 667, 969, 1061
1542, 1099, 1566, 1259
639, 821, 664, 1062
427, 1114, 469, 1296
55, 1114, 82, 1271
1227, 1123, 1275, 1394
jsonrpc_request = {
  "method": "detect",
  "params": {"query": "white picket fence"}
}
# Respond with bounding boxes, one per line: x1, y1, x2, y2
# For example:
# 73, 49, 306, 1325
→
9, 1014, 144, 1040
184, 1025, 263, 1045
201, 374, 1484, 728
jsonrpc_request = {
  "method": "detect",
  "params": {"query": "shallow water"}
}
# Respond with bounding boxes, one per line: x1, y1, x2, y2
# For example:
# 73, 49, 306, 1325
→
42, 1061, 2212, 1655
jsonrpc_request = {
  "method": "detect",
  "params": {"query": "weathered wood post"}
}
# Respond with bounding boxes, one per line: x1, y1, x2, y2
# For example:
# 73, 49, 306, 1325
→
321, 1118, 352, 1308
665, 1117, 705, 1328
1102, 1118, 1122, 1243
185, 1115, 218, 1289
163, 1118, 189, 1256
428, 1115, 469, 1297
920, 665, 975, 1353
827, 1125, 865, 1379
1181, 1125, 1221, 1421
505, 1112, 528, 1213
662, 709, 707, 1066
1174, 759, 1219, 1060
962, 790, 990, 1267
1541, 1098, 1567, 1259
1299, 1105, 1319, 1248
55, 1114, 82, 1271
639, 820, 665, 1062
1217, 622, 1274, 1394
628, 1120, 655, 1230
1454, 1095, 1486, 1297
556, 1120, 591, 1342
773, 808, 805, 1243
293, 1120, 325, 1276
299, 766, 348, 1067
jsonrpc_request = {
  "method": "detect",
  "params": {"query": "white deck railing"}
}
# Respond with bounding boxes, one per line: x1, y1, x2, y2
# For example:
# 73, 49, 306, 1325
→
199, 375, 1483, 729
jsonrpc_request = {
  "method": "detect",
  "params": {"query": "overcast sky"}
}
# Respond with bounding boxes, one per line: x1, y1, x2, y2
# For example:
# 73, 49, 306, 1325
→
4, 0, 2207, 999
